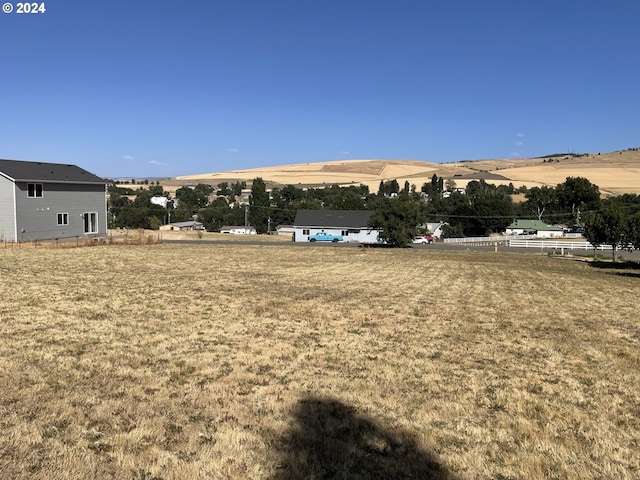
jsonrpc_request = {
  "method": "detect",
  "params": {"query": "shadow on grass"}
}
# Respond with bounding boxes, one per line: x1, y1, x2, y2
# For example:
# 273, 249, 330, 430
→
270, 396, 458, 480
588, 260, 640, 277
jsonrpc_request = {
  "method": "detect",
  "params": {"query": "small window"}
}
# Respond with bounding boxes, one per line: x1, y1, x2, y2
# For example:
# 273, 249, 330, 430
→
28, 183, 43, 198
57, 213, 69, 225
342, 230, 349, 236
303, 229, 310, 235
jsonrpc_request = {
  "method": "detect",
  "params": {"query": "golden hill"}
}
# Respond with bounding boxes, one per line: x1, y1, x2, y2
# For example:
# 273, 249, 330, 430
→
165, 149, 640, 196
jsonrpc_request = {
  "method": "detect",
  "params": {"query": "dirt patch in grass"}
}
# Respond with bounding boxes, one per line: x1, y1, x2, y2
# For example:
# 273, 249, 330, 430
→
0, 245, 638, 479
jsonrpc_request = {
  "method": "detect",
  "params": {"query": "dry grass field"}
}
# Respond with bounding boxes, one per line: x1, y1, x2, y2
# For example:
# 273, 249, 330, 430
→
165, 149, 640, 196
1, 244, 639, 479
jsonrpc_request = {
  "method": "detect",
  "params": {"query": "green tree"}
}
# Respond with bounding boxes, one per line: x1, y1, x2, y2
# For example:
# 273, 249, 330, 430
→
525, 186, 557, 221
175, 186, 198, 210
249, 177, 271, 233
556, 177, 600, 224
133, 190, 153, 208
231, 180, 246, 197
148, 184, 165, 197
198, 206, 227, 232
440, 222, 464, 238
378, 179, 400, 197
444, 178, 457, 192
193, 184, 214, 207
445, 192, 475, 236
630, 212, 640, 250
281, 184, 305, 203
471, 195, 514, 235
148, 216, 162, 230
222, 205, 246, 227
583, 199, 630, 262
445, 180, 513, 236
369, 197, 424, 247
217, 182, 230, 196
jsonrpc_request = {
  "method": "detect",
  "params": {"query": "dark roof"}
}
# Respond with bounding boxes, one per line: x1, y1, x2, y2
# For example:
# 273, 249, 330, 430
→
0, 159, 105, 184
170, 221, 203, 227
294, 210, 373, 228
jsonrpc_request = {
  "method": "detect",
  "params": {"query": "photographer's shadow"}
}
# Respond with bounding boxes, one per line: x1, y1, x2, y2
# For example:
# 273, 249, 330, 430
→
270, 396, 458, 480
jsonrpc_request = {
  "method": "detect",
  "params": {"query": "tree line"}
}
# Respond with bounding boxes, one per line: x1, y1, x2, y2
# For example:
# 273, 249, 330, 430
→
107, 175, 640, 253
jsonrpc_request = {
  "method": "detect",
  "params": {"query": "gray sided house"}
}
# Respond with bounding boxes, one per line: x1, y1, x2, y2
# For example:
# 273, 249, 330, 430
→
0, 159, 106, 242
293, 209, 381, 243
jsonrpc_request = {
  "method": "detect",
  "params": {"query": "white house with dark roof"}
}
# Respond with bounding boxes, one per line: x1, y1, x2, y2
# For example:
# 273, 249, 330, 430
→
293, 210, 381, 243
0, 159, 106, 242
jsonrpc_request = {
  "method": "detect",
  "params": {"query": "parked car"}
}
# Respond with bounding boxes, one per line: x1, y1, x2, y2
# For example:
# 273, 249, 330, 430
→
309, 232, 343, 243
412, 236, 433, 245
412, 234, 434, 244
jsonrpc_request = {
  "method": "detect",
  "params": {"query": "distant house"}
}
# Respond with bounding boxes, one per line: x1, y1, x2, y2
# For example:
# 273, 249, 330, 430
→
506, 219, 564, 238
219, 225, 257, 235
442, 188, 465, 199
159, 221, 204, 231
293, 210, 381, 243
275, 224, 295, 236
150, 196, 169, 208
0, 159, 106, 242
424, 222, 448, 239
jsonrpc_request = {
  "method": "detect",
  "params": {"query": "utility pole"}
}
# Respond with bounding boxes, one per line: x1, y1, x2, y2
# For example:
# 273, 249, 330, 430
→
244, 205, 249, 228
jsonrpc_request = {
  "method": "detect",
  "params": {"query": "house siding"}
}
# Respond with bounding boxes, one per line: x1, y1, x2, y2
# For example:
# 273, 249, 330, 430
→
0, 175, 16, 241
293, 209, 381, 244
14, 182, 106, 241
293, 226, 380, 243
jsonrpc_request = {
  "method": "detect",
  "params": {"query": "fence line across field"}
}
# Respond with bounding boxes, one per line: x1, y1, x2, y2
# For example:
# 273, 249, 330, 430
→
508, 240, 612, 250
443, 233, 584, 245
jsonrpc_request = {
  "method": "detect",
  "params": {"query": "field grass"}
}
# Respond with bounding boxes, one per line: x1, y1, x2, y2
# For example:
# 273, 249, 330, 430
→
1, 244, 638, 479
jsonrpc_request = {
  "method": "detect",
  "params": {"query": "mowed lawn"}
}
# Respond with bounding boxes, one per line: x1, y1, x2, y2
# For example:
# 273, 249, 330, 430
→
0, 244, 638, 479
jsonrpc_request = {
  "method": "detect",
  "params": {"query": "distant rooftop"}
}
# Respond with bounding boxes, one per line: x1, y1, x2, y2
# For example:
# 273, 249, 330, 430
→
507, 219, 563, 231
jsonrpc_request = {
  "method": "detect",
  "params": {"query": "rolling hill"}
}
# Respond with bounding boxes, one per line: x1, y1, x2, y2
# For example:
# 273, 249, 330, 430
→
161, 149, 640, 196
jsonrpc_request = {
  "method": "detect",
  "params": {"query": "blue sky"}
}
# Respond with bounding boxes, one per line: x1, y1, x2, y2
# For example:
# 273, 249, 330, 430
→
1, 0, 638, 178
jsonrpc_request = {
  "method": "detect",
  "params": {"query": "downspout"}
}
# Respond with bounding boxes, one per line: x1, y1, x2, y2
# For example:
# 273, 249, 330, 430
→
104, 183, 108, 234
12, 181, 18, 242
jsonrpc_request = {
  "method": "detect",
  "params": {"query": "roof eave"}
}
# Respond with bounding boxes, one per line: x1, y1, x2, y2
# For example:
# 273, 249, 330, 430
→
13, 179, 106, 185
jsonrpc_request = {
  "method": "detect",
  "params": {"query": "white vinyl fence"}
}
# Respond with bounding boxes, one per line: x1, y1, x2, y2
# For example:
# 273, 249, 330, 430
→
444, 235, 537, 244
508, 240, 612, 251
444, 233, 585, 245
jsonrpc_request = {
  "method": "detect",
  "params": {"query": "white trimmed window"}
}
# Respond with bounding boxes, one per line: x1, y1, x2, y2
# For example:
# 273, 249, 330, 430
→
302, 229, 310, 235
28, 183, 43, 197
83, 212, 98, 234
57, 213, 69, 225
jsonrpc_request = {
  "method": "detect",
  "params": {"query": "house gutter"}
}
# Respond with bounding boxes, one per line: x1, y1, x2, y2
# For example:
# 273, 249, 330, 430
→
12, 179, 106, 185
